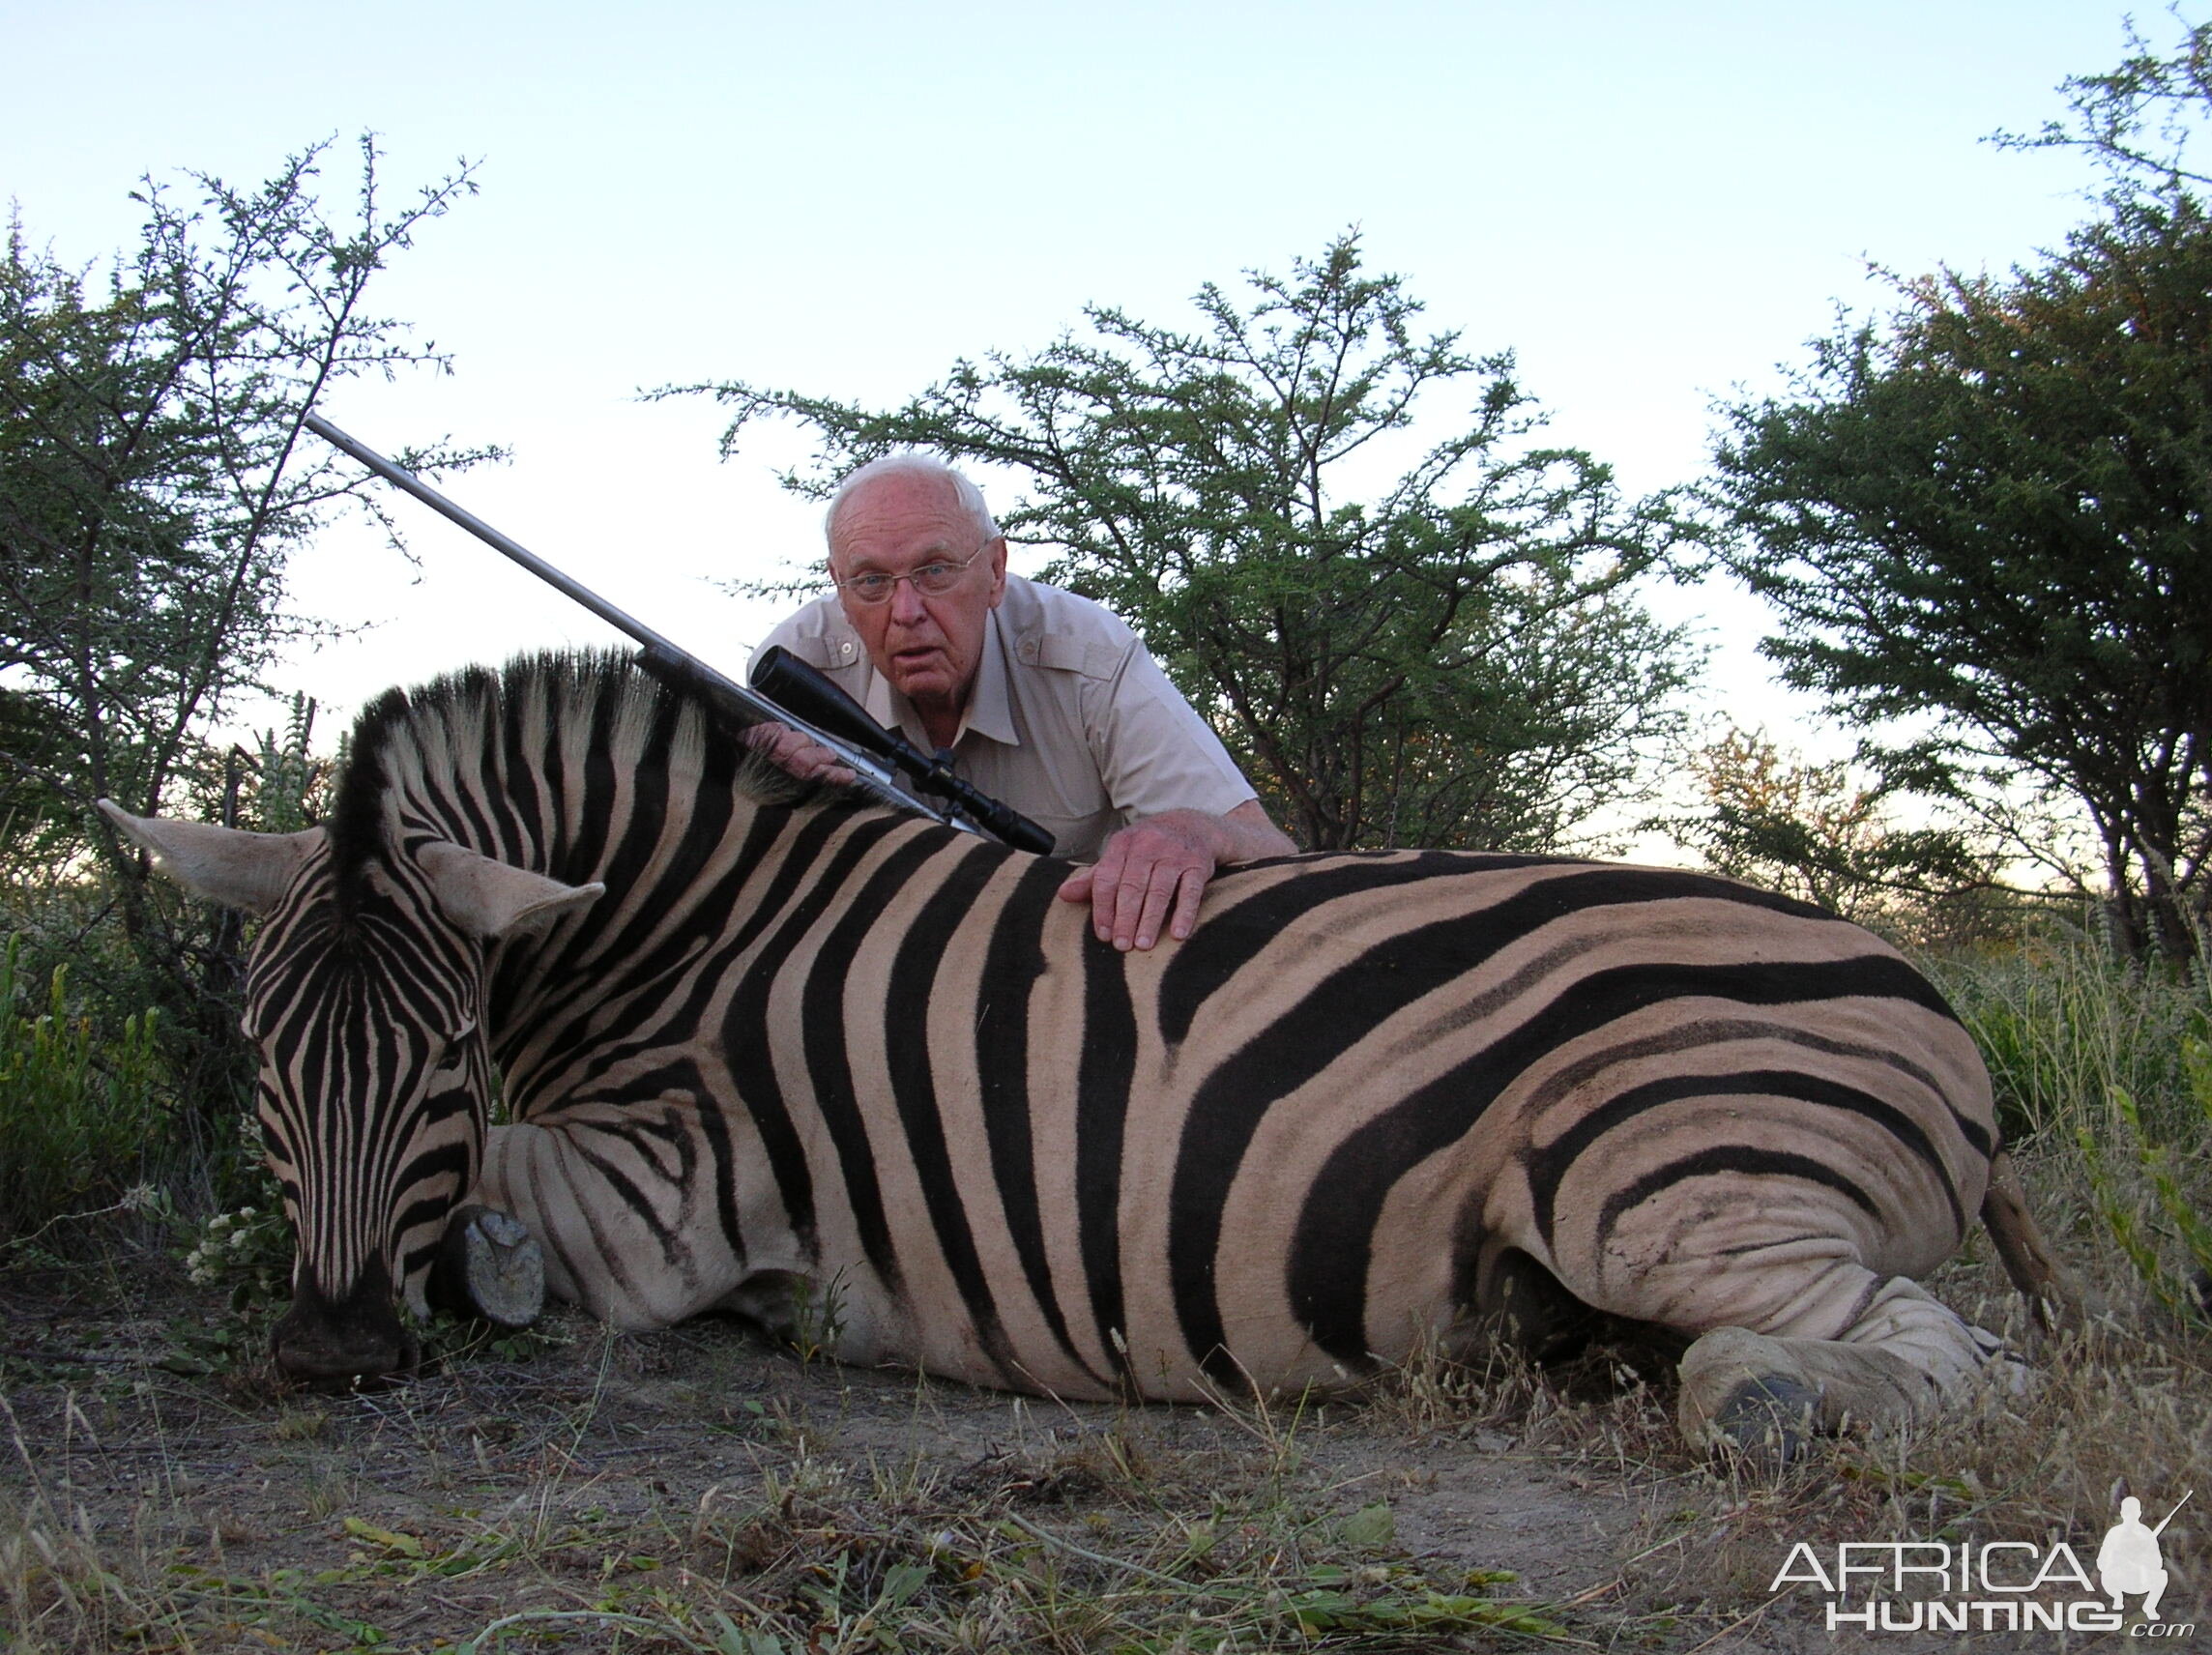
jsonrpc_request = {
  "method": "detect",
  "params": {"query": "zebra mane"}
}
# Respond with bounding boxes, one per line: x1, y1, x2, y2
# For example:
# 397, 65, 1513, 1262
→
324, 650, 857, 910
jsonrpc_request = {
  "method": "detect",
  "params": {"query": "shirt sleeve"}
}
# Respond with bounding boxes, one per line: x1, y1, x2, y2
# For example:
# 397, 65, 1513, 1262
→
1085, 636, 1258, 826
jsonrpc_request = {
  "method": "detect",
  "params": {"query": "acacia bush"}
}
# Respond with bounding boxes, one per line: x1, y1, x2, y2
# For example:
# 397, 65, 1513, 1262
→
1650, 725, 2007, 943
681, 235, 1699, 853
0, 139, 485, 1239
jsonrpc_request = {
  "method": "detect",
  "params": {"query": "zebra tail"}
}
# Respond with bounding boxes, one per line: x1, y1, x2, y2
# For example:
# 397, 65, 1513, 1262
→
1980, 1150, 2096, 1328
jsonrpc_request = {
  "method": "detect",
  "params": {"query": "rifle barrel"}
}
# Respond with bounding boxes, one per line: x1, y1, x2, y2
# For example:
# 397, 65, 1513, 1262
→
306, 415, 694, 663
302, 413, 958, 830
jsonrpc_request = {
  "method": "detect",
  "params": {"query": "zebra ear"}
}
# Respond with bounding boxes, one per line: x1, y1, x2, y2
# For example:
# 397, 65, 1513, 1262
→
415, 839, 605, 941
97, 798, 321, 915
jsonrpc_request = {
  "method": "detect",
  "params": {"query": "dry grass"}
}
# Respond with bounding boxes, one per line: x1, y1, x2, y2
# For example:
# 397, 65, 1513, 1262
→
0, 1304, 1609, 1655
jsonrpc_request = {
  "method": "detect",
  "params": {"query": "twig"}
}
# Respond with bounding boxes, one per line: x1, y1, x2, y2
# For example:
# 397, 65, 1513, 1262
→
1680, 1600, 1776, 1654
1554, 1576, 1622, 1610
1000, 1509, 1208, 1594
0, 1186, 161, 1257
0, 1344, 148, 1367
458, 1609, 706, 1654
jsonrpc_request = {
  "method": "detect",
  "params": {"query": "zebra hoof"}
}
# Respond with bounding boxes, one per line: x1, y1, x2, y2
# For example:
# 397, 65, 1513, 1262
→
1704, 1374, 1819, 1466
432, 1205, 544, 1330
1677, 1326, 1820, 1466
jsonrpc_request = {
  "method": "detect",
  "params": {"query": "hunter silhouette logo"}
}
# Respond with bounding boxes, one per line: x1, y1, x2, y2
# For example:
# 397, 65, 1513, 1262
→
2100, 1493, 2190, 1622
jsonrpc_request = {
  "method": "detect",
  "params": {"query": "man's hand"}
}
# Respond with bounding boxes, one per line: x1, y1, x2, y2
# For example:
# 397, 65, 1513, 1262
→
1056, 801, 1295, 951
742, 721, 857, 786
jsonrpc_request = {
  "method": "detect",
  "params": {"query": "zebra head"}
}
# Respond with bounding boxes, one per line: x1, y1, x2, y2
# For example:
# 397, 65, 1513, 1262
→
98, 801, 601, 1383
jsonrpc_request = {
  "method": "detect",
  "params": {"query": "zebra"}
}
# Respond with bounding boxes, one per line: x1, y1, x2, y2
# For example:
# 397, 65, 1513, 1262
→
101, 651, 2067, 1454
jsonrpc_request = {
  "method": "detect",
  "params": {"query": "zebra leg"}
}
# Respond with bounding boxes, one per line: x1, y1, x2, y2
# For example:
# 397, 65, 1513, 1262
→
1675, 1271, 2023, 1460
1470, 1240, 1689, 1367
475, 1114, 747, 1331
1486, 1245, 1607, 1359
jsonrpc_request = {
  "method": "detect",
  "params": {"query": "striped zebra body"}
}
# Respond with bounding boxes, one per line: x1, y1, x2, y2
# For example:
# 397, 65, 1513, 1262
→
103, 653, 2060, 1447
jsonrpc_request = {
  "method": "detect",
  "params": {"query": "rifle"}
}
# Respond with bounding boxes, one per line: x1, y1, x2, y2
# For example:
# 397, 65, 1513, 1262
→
305, 414, 1056, 854
745, 646, 1056, 854
2153, 1491, 2192, 1536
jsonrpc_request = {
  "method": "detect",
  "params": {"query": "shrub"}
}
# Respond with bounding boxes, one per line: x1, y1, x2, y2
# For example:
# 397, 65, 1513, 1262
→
1925, 929, 2212, 1321
0, 936, 167, 1247
1926, 930, 2208, 1145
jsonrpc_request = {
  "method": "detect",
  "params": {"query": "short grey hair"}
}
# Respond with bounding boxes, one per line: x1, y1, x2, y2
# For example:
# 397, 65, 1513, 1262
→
823, 452, 1000, 560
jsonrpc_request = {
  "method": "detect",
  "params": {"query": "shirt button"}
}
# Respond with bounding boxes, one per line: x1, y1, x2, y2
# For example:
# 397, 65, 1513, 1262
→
1018, 639, 1038, 662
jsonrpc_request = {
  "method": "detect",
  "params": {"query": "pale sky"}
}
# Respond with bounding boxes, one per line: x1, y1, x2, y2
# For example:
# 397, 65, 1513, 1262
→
3, 0, 2136, 795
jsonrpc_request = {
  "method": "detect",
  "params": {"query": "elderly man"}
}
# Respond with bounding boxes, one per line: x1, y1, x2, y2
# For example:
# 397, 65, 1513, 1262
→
750, 453, 1295, 951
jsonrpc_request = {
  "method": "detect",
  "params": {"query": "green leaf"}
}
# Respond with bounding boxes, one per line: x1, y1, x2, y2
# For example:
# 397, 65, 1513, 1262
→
341, 1516, 425, 1558
1336, 1500, 1396, 1552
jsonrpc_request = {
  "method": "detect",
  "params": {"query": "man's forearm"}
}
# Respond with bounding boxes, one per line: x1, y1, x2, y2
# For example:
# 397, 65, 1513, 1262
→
1213, 798, 1297, 863
1120, 803, 1292, 868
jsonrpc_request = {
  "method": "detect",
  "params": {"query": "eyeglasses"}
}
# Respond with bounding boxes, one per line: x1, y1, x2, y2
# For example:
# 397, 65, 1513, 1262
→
830, 539, 997, 606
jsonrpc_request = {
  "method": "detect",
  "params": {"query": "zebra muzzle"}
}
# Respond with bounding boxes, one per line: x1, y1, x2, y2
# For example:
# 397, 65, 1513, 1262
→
272, 1263, 419, 1386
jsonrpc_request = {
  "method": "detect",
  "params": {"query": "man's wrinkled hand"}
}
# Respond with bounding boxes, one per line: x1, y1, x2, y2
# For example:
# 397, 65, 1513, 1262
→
1055, 811, 1225, 952
742, 721, 856, 786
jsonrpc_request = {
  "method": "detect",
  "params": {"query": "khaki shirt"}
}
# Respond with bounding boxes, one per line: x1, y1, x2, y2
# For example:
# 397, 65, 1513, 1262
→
756, 575, 1257, 859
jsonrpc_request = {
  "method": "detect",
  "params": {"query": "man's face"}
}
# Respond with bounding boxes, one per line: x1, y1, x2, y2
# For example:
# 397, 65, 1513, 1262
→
830, 470, 1006, 725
